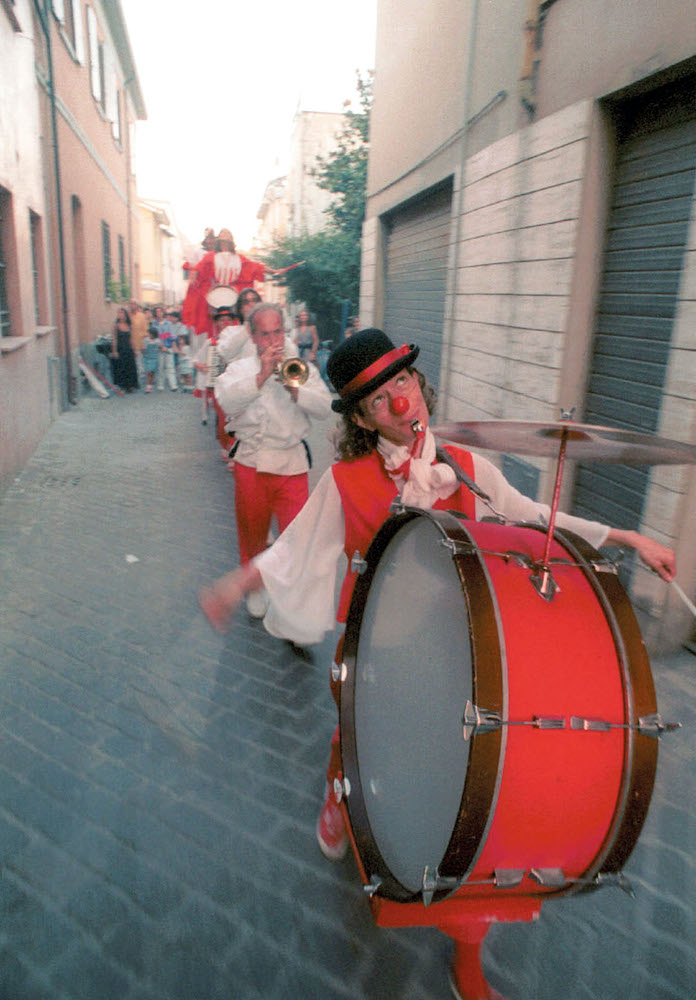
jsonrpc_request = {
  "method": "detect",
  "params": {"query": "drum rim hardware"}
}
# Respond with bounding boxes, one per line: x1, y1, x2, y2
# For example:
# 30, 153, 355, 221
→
417, 864, 636, 907
462, 699, 680, 741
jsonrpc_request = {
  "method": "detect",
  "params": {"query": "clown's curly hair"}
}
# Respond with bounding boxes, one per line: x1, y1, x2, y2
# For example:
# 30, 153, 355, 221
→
333, 368, 437, 461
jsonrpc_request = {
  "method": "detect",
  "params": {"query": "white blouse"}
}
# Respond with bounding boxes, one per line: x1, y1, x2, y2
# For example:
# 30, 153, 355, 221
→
255, 431, 609, 646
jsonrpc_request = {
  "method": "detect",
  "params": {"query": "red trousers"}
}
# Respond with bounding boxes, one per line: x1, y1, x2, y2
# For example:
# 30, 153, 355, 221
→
233, 462, 309, 565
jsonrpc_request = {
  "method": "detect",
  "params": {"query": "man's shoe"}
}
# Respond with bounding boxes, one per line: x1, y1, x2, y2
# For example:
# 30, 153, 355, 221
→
246, 590, 269, 619
316, 783, 348, 861
284, 640, 314, 663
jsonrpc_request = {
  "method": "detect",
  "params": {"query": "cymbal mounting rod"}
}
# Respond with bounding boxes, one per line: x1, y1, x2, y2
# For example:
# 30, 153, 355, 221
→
536, 424, 569, 595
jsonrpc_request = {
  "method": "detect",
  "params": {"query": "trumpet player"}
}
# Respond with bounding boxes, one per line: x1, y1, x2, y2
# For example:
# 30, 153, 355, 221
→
214, 303, 332, 618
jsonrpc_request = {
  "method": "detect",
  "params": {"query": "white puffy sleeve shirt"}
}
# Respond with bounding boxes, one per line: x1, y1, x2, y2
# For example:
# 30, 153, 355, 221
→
254, 448, 610, 646
216, 323, 253, 364
214, 337, 332, 476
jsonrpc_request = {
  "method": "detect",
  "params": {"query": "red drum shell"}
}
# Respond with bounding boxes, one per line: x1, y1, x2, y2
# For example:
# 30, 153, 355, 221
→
340, 511, 658, 904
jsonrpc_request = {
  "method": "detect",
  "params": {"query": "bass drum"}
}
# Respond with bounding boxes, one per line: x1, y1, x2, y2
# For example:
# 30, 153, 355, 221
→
339, 509, 659, 904
205, 285, 239, 311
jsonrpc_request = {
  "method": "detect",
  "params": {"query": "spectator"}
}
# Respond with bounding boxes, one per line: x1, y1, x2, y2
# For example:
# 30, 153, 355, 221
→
142, 326, 161, 393
344, 315, 360, 339
110, 307, 139, 393
294, 309, 319, 361
177, 334, 194, 391
128, 300, 148, 387
154, 306, 178, 391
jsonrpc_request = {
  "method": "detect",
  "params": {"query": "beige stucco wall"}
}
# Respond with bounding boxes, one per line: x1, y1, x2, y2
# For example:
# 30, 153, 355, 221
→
367, 0, 532, 219
536, 0, 696, 117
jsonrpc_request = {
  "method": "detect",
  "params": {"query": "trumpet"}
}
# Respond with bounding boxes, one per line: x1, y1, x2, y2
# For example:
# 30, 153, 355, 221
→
275, 355, 309, 388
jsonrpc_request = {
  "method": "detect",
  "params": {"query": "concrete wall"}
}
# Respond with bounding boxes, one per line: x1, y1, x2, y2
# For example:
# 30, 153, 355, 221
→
367, 0, 532, 219
536, 0, 696, 116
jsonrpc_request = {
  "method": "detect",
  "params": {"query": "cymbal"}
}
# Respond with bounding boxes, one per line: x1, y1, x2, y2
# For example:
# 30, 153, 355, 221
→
431, 420, 696, 465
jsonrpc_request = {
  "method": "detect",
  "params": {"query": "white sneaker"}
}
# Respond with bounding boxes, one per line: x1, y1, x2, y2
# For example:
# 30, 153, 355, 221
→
246, 590, 269, 618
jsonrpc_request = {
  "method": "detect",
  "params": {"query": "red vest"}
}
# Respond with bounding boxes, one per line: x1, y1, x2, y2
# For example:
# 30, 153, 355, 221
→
332, 444, 475, 622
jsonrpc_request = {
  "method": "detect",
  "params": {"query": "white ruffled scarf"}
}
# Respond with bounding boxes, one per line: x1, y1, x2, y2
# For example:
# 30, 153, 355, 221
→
377, 428, 459, 508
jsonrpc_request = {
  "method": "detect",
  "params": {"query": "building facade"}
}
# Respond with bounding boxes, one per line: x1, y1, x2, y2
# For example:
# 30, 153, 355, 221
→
362, 0, 696, 651
1, 0, 56, 491
255, 175, 289, 254
137, 199, 187, 307
0, 0, 145, 495
285, 110, 347, 237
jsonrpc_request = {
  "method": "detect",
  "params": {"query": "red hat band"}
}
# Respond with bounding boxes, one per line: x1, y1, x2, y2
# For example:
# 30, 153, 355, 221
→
339, 345, 412, 399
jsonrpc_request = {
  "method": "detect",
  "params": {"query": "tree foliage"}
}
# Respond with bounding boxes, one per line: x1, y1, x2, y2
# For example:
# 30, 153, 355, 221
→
265, 73, 372, 343
312, 72, 372, 243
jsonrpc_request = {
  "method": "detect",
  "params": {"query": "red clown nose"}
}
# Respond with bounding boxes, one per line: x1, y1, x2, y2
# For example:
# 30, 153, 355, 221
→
389, 396, 410, 415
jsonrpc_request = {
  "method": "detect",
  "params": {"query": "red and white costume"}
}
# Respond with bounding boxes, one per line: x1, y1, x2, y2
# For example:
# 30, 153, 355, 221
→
182, 251, 266, 336
252, 426, 610, 786
214, 337, 332, 564
254, 428, 609, 645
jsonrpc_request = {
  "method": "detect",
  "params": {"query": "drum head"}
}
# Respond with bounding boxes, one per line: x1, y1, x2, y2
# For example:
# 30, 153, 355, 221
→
205, 285, 239, 310
350, 515, 473, 894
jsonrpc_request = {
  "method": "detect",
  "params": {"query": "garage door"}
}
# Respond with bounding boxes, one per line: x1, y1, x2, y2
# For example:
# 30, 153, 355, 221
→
573, 81, 696, 533
383, 181, 453, 389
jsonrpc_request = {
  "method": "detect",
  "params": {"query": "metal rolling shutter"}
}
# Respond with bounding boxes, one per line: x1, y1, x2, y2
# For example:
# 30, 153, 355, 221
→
383, 182, 453, 389
573, 84, 696, 534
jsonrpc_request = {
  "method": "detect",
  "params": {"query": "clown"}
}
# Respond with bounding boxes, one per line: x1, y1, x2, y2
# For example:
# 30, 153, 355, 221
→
200, 328, 676, 860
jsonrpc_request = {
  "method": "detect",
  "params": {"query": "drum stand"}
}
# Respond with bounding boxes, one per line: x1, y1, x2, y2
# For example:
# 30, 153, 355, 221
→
341, 801, 541, 999
372, 893, 540, 1000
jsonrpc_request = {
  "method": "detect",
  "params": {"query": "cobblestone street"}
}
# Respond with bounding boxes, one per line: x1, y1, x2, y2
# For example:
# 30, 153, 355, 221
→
0, 389, 694, 1000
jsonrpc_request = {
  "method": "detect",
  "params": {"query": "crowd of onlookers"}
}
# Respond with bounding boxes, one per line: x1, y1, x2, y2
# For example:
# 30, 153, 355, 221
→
102, 300, 201, 395
102, 298, 338, 398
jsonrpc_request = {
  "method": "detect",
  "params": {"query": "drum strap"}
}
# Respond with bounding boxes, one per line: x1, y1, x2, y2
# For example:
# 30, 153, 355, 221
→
435, 446, 492, 504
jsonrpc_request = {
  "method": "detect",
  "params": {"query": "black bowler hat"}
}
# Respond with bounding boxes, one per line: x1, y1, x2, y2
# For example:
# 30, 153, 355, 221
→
214, 305, 235, 320
327, 329, 419, 413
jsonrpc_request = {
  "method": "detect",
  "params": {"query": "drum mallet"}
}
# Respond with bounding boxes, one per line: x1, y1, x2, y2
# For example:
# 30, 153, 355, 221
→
671, 580, 696, 619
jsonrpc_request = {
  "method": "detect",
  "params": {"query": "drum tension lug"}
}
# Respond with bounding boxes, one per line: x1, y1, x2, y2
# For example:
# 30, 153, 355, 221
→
596, 872, 635, 897
494, 869, 525, 889
330, 661, 348, 683
350, 551, 368, 575
637, 713, 682, 739
422, 866, 460, 907
363, 875, 382, 898
333, 776, 351, 803
531, 868, 636, 897
570, 714, 682, 737
462, 700, 502, 741
507, 550, 534, 569
530, 867, 567, 888
389, 495, 407, 515
439, 538, 474, 556
592, 560, 619, 575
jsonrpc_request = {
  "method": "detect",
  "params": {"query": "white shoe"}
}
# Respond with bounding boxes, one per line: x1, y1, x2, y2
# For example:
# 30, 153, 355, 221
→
246, 590, 269, 618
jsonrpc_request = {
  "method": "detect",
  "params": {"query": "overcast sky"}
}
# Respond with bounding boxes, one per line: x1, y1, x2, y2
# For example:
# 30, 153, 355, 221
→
119, 0, 377, 249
